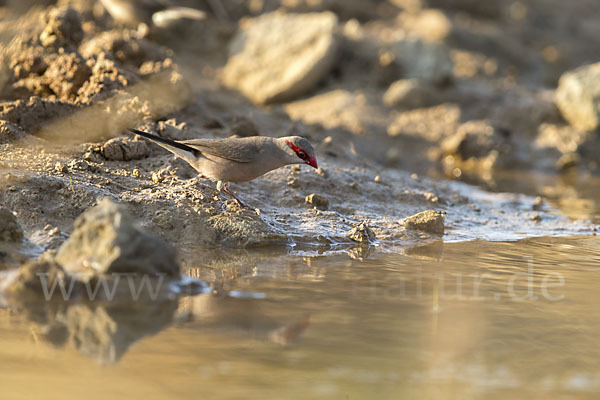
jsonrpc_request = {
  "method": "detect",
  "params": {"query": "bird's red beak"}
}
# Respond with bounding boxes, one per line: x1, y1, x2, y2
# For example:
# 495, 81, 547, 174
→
306, 156, 318, 169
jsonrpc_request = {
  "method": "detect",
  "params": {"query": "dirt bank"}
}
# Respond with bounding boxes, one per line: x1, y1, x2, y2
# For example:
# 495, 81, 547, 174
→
0, 0, 598, 263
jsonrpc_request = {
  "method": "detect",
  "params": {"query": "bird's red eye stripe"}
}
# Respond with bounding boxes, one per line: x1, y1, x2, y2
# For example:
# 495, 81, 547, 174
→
286, 140, 307, 159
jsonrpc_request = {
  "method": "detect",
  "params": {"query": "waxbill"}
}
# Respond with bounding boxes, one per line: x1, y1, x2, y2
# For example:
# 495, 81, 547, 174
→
99, 0, 206, 28
129, 128, 318, 207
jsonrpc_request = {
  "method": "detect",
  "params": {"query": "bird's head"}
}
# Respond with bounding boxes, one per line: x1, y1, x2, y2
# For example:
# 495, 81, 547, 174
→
284, 137, 318, 169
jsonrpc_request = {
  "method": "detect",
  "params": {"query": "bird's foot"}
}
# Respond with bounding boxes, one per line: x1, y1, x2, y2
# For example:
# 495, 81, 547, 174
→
220, 182, 249, 209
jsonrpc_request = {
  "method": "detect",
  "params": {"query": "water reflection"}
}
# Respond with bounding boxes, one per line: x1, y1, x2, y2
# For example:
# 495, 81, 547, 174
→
0, 236, 599, 399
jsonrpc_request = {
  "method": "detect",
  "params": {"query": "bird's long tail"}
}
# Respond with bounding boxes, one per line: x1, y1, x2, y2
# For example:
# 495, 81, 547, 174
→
129, 128, 199, 160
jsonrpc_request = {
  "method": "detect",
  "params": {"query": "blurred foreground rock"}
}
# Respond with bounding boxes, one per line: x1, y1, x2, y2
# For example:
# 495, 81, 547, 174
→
222, 11, 340, 104
555, 62, 600, 131
55, 198, 180, 278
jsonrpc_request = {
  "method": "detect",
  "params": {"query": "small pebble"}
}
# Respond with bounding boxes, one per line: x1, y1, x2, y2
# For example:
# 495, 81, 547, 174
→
424, 192, 439, 202
316, 167, 327, 177
291, 165, 301, 173
54, 162, 68, 173
132, 168, 141, 177
374, 175, 382, 184
322, 136, 333, 146
533, 196, 544, 210
287, 178, 300, 188
531, 215, 542, 223
152, 172, 163, 184
347, 222, 377, 244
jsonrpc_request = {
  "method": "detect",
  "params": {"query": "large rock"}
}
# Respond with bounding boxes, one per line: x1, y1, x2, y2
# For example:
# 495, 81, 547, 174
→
555, 62, 600, 131
55, 199, 180, 278
222, 11, 340, 104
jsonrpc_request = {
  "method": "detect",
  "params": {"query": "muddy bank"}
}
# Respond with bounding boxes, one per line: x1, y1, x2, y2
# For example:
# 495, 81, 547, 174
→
0, 0, 598, 262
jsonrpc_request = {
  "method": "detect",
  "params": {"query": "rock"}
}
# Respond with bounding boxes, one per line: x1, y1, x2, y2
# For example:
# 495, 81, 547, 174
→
158, 119, 187, 139
207, 212, 285, 247
287, 178, 300, 188
2, 257, 78, 299
54, 162, 68, 173
79, 30, 168, 67
55, 199, 180, 278
388, 103, 461, 141
398, 9, 452, 42
426, 0, 502, 19
347, 222, 377, 244
555, 62, 600, 131
404, 210, 445, 234
530, 215, 542, 223
229, 116, 259, 137
285, 89, 379, 134
533, 196, 544, 211
222, 11, 340, 104
100, 137, 151, 161
0, 120, 28, 144
305, 193, 329, 210
39, 7, 84, 49
383, 79, 439, 109
0, 207, 24, 242
555, 152, 580, 171
441, 120, 510, 160
388, 38, 453, 86
534, 123, 589, 155
43, 53, 91, 100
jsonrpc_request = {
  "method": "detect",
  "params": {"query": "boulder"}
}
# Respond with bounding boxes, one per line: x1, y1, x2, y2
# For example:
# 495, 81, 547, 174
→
55, 199, 180, 278
222, 11, 340, 104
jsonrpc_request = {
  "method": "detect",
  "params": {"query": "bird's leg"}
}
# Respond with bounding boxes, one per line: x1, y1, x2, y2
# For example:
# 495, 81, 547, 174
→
217, 181, 247, 208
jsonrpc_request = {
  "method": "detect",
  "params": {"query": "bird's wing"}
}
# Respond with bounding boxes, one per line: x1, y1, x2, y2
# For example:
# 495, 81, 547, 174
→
180, 138, 263, 163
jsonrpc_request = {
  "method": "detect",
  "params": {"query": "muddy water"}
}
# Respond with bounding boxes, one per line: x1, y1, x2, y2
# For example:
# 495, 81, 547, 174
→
0, 234, 599, 399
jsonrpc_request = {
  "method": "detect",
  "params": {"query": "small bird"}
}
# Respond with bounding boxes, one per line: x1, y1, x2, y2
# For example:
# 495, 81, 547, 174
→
99, 0, 206, 28
129, 128, 318, 207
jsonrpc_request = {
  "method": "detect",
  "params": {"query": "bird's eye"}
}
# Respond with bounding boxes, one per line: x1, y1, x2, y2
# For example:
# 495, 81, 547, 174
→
297, 150, 306, 159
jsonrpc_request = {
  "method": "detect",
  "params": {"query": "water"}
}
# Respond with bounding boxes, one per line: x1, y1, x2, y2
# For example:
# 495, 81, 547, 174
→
1, 234, 600, 399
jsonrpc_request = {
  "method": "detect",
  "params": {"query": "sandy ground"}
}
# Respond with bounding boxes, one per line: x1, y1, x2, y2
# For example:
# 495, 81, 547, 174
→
0, 0, 598, 264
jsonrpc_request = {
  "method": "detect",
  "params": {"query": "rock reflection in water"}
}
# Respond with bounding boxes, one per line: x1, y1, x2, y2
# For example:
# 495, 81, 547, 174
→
2, 280, 309, 364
